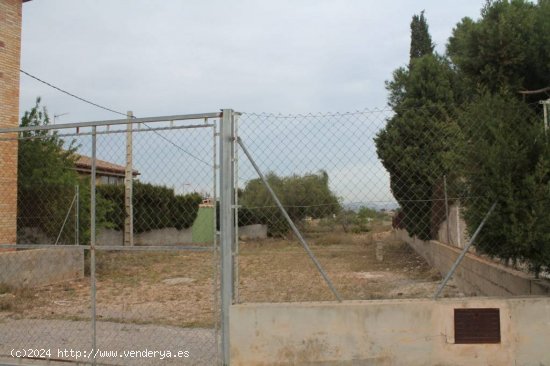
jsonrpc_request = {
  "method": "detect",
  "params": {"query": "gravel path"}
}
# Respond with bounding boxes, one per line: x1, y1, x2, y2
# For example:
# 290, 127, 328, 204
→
0, 319, 217, 365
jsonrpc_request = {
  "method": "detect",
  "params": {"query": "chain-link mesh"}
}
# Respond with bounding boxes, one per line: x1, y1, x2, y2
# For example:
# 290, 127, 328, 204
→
0, 117, 220, 365
0, 104, 549, 364
235, 104, 550, 302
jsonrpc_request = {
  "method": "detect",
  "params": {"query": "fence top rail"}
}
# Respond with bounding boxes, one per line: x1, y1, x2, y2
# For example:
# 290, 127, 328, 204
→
0, 112, 222, 134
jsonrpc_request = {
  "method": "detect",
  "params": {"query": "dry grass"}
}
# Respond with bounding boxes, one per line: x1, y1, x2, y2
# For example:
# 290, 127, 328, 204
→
237, 229, 451, 303
0, 229, 459, 327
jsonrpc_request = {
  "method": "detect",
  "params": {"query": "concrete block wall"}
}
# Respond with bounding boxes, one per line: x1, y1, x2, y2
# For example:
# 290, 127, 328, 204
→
95, 224, 268, 246
0, 0, 22, 247
231, 297, 550, 366
0, 248, 84, 288
397, 229, 550, 297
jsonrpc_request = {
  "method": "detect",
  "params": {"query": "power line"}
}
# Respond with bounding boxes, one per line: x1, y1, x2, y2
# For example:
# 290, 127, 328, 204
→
20, 69, 211, 167
20, 69, 128, 117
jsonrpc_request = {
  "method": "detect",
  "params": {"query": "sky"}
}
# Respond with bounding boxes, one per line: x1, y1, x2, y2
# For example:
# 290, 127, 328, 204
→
18, 0, 486, 205
19, 0, 484, 121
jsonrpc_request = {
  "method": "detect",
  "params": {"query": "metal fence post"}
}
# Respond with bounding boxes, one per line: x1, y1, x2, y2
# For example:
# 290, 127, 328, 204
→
212, 122, 220, 361
75, 184, 79, 245
220, 109, 235, 365
90, 126, 97, 364
233, 113, 240, 305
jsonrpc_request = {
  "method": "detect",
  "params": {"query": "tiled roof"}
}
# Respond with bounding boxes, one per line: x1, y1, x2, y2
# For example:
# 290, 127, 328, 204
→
75, 155, 140, 177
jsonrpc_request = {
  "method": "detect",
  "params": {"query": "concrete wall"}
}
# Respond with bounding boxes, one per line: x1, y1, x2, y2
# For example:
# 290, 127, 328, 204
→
238, 224, 267, 240
231, 297, 550, 366
0, 0, 22, 248
18, 227, 55, 244
97, 227, 193, 246
97, 224, 267, 246
397, 229, 550, 297
437, 203, 469, 248
0, 248, 84, 288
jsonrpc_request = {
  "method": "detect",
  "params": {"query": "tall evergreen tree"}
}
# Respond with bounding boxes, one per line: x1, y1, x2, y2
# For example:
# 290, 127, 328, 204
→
409, 11, 435, 63
377, 12, 458, 240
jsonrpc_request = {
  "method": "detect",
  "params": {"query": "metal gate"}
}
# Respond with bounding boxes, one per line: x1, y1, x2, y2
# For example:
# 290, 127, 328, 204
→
0, 111, 227, 365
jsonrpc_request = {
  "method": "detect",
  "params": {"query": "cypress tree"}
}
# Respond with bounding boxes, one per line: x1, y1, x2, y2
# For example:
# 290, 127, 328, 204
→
409, 11, 434, 64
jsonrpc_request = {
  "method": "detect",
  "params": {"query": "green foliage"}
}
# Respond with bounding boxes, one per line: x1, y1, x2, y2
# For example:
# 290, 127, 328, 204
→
97, 182, 202, 233
458, 94, 550, 275
376, 106, 460, 239
385, 10, 436, 111
17, 98, 111, 244
18, 98, 78, 186
385, 67, 409, 110
172, 193, 203, 230
447, 0, 550, 98
409, 10, 434, 63
239, 171, 341, 236
443, 0, 550, 274
380, 1, 550, 273
378, 14, 459, 239
334, 210, 358, 233
357, 207, 384, 221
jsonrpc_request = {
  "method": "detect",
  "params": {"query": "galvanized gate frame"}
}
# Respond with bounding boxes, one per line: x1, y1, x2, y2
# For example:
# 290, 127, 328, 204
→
0, 112, 223, 365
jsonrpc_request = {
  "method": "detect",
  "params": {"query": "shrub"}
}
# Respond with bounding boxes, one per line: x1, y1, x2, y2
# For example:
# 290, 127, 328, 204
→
97, 182, 202, 233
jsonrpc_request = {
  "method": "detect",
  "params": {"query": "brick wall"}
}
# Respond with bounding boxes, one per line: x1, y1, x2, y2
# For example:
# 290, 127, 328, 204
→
0, 0, 22, 246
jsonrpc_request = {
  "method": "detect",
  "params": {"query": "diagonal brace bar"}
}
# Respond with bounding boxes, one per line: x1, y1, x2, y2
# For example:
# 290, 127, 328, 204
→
237, 137, 342, 302
54, 191, 78, 245
434, 202, 497, 299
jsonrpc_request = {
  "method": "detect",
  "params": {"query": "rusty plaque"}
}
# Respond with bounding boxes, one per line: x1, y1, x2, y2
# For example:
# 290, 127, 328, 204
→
454, 308, 501, 344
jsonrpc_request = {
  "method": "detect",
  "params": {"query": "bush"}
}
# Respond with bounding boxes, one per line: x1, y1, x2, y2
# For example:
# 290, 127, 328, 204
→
97, 182, 202, 233
17, 99, 112, 245
239, 171, 341, 236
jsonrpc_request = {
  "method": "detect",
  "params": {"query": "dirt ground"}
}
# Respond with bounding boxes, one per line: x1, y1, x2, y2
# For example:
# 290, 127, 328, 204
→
0, 229, 460, 328
238, 229, 460, 303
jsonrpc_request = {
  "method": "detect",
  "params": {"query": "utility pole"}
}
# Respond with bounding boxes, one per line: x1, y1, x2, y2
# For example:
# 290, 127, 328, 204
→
124, 111, 134, 246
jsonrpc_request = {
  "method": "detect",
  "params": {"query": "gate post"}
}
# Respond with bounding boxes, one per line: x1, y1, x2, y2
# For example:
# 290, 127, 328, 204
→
220, 109, 235, 365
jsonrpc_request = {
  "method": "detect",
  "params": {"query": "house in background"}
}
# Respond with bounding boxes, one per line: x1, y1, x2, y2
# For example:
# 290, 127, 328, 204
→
74, 155, 139, 185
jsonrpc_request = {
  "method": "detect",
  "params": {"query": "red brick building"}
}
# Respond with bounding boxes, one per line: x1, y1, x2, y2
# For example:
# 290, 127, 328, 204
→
0, 0, 29, 245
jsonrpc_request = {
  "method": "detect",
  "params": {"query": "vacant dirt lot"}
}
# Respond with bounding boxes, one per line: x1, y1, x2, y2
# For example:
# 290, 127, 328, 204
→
0, 229, 459, 328
238, 229, 460, 302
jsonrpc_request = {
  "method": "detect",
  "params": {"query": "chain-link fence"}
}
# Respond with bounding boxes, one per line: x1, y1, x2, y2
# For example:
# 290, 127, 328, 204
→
0, 104, 549, 365
0, 114, 221, 365
234, 103, 550, 303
